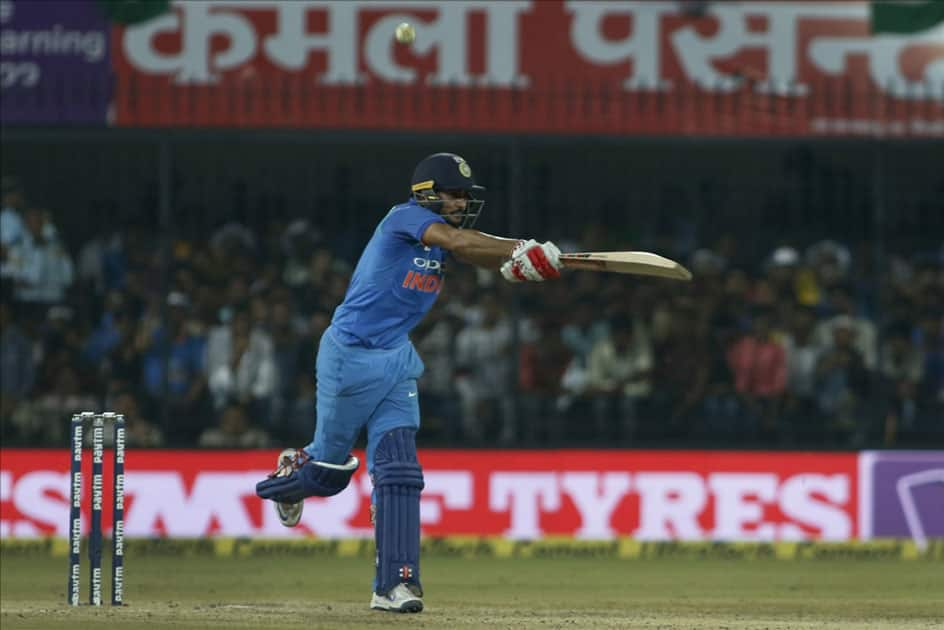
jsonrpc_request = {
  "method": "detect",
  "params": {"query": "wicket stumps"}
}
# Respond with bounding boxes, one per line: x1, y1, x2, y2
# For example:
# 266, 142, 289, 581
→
90, 415, 103, 605
68, 412, 126, 607
68, 415, 83, 606
111, 412, 126, 606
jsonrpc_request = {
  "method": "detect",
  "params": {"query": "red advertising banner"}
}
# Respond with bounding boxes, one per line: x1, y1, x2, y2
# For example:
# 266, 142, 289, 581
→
109, 0, 944, 136
1, 449, 858, 541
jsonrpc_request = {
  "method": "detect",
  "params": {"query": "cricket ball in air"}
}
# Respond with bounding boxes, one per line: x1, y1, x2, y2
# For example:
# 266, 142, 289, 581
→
395, 22, 415, 44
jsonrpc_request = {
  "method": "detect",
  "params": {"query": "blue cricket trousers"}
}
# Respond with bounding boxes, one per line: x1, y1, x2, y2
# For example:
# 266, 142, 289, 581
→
304, 326, 424, 474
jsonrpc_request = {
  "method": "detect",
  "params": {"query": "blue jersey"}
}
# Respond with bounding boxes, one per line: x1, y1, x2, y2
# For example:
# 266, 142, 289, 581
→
331, 200, 447, 349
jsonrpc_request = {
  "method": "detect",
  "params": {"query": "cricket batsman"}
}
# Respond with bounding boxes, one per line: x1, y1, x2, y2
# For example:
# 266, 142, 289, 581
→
255, 153, 563, 612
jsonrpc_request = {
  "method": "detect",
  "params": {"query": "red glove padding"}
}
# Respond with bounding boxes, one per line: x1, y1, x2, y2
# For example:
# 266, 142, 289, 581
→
501, 240, 563, 282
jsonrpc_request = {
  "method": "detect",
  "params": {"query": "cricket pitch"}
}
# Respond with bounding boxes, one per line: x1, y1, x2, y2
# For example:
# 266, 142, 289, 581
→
1, 554, 940, 629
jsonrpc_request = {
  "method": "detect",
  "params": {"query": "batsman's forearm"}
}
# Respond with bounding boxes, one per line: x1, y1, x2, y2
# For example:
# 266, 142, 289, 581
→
454, 251, 505, 270
451, 230, 518, 264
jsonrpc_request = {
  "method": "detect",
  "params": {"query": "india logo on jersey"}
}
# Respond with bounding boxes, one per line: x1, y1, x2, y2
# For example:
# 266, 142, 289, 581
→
402, 257, 443, 293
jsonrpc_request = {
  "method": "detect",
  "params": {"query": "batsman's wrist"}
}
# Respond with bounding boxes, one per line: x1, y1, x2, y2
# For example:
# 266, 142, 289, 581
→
500, 259, 525, 282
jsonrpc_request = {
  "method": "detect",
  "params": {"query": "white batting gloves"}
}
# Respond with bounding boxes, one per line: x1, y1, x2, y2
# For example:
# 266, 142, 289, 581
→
501, 240, 563, 282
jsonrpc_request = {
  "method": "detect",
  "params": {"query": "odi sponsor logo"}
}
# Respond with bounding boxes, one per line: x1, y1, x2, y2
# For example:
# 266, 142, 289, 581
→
70, 563, 80, 603
91, 567, 102, 605
859, 451, 944, 550
71, 471, 82, 508
486, 471, 852, 540
92, 426, 103, 462
70, 516, 81, 553
0, 450, 862, 541
401, 256, 443, 294
115, 427, 126, 464
113, 566, 123, 601
115, 1, 942, 99
92, 474, 102, 511
72, 430, 83, 461
413, 257, 442, 271
113, 521, 125, 556
114, 475, 125, 511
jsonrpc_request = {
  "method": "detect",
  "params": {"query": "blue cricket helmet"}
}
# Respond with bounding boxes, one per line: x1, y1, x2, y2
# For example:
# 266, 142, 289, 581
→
410, 153, 485, 229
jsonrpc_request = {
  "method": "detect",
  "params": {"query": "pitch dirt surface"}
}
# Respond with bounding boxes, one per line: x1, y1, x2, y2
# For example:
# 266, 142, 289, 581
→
2, 555, 940, 629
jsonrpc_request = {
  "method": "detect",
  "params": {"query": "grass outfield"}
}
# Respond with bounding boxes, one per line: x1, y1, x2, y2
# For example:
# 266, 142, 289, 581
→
1, 554, 940, 629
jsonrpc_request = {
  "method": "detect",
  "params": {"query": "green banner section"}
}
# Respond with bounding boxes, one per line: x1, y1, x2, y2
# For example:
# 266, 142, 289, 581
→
871, 1, 944, 34
3, 537, 942, 561
97, 0, 171, 24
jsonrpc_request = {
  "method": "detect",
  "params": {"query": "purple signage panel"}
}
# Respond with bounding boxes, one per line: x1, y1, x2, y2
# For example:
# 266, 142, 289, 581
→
859, 451, 944, 549
0, 0, 110, 124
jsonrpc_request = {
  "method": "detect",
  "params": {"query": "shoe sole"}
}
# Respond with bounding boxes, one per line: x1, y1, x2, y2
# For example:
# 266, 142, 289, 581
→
371, 601, 423, 613
276, 502, 302, 527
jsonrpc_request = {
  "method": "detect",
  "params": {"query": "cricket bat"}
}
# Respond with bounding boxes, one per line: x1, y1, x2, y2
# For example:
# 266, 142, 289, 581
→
559, 251, 692, 281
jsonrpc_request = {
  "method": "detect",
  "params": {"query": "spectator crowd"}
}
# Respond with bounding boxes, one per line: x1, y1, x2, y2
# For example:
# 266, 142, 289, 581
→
1, 174, 942, 449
